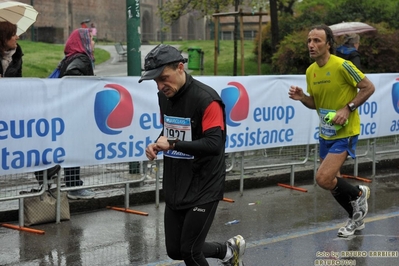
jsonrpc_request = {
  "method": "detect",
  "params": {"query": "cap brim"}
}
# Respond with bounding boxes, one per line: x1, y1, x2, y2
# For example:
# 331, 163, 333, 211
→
138, 65, 166, 83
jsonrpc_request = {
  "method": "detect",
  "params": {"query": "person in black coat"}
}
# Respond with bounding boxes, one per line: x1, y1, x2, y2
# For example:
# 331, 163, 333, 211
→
141, 44, 246, 266
336, 33, 362, 71
58, 28, 96, 200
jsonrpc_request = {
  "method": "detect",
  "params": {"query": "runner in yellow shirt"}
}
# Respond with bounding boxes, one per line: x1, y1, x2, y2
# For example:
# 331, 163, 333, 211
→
288, 24, 375, 237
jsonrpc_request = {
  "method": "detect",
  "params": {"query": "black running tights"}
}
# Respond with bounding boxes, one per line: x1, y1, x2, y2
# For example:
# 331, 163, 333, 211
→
164, 200, 227, 266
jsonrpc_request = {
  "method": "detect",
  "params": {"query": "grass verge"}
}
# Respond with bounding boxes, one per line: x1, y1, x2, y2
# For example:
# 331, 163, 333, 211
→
18, 39, 269, 78
161, 40, 272, 76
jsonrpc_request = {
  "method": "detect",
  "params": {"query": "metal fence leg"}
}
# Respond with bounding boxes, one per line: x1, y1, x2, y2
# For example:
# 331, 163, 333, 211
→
52, 169, 61, 224
240, 152, 244, 195
155, 160, 161, 208
372, 138, 376, 177
290, 164, 295, 187
353, 156, 359, 177
19, 198, 24, 227
124, 183, 130, 209
314, 144, 318, 185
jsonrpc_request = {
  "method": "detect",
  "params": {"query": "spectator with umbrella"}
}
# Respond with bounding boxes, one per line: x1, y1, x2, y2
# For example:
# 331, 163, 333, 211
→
336, 34, 362, 71
0, 2, 61, 180
0, 21, 22, 77
0, 0, 38, 76
330, 21, 376, 71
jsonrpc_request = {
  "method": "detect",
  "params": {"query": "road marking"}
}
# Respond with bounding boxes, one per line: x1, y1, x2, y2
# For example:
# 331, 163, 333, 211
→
144, 211, 399, 266
247, 211, 399, 248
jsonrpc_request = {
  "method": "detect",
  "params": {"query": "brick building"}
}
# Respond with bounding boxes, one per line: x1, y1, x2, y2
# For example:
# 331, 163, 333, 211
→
18, 0, 269, 44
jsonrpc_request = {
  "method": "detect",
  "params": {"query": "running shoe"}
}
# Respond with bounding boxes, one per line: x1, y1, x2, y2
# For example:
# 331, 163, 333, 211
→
220, 235, 246, 266
351, 185, 370, 221
337, 218, 365, 237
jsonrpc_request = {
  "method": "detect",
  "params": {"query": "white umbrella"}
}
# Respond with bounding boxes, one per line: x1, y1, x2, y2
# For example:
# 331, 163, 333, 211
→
0, 1, 38, 36
329, 22, 376, 36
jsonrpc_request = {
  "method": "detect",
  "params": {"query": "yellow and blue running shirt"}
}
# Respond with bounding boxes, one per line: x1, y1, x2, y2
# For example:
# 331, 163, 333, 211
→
306, 55, 365, 140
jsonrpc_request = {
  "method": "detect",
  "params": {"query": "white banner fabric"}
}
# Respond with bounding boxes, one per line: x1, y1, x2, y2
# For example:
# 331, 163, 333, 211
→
1, 73, 398, 174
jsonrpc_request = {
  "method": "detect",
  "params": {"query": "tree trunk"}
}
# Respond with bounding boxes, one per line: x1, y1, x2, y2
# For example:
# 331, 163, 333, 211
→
269, 0, 279, 54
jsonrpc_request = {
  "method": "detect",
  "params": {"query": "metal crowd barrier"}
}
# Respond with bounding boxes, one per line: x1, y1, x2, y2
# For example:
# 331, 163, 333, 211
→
1, 135, 398, 228
232, 137, 377, 194
371, 136, 399, 176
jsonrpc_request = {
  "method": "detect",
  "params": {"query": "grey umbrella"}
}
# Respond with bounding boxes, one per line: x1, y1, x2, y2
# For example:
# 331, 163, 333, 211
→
329, 22, 376, 36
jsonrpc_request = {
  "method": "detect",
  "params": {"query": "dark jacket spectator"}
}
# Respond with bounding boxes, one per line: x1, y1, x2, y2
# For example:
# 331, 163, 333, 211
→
336, 33, 362, 70
59, 28, 96, 200
0, 21, 22, 77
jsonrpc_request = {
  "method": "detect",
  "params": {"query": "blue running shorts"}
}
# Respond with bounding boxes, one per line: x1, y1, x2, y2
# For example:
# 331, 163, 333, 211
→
319, 135, 358, 160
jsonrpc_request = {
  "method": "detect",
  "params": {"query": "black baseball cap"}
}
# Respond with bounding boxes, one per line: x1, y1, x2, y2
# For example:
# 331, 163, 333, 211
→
139, 44, 187, 83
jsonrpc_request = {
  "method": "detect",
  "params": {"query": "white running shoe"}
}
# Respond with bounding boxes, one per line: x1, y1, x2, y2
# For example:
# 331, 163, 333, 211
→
220, 235, 246, 266
338, 218, 365, 237
351, 185, 370, 221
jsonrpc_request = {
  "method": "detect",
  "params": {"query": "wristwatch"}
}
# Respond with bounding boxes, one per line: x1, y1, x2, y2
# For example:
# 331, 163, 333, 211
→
167, 137, 179, 149
347, 102, 356, 112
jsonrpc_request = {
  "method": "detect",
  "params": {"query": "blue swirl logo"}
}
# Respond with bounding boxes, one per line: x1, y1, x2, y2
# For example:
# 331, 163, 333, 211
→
392, 78, 399, 113
94, 84, 133, 135
221, 81, 250, 127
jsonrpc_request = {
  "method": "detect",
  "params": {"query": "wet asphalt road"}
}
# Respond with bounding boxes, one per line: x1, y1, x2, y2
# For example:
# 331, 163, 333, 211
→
0, 46, 398, 266
0, 173, 398, 266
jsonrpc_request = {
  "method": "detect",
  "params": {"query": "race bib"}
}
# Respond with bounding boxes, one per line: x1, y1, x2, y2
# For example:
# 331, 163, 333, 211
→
164, 115, 194, 159
319, 108, 338, 137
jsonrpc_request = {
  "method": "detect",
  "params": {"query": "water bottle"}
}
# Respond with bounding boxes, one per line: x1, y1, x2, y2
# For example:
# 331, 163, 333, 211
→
225, 219, 240, 225
324, 112, 348, 131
